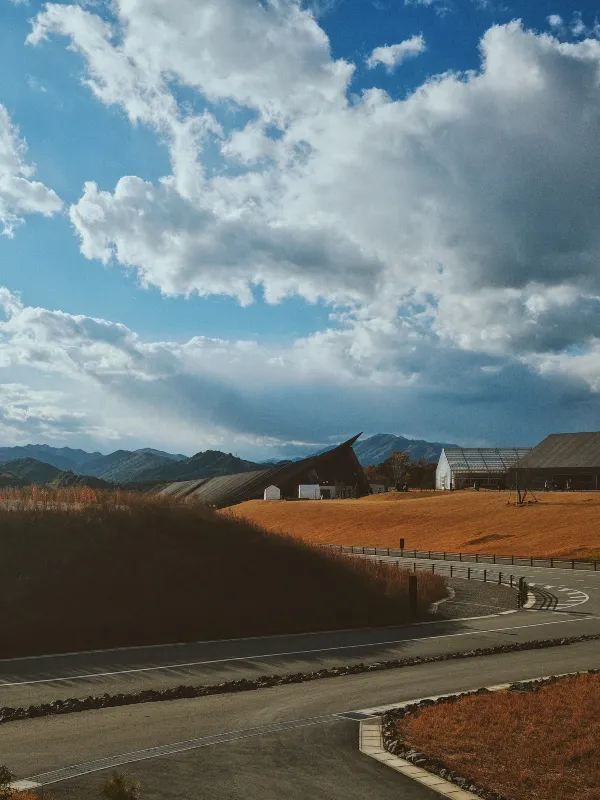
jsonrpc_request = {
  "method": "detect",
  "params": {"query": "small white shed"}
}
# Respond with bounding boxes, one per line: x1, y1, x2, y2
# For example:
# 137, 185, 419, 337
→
264, 485, 281, 500
298, 484, 321, 500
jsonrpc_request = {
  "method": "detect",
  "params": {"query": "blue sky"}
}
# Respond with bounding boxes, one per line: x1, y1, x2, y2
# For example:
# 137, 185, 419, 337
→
0, 0, 599, 457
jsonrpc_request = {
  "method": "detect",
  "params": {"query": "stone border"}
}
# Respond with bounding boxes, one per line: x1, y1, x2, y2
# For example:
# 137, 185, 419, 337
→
360, 716, 478, 799
1, 633, 598, 726
360, 670, 598, 800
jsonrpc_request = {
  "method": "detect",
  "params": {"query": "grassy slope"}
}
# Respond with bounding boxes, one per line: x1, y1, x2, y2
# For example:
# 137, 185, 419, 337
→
0, 490, 445, 658
396, 673, 600, 800
229, 490, 600, 559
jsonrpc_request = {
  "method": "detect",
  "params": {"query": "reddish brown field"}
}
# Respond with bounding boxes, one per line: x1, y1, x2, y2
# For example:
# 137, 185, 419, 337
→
394, 673, 600, 800
228, 490, 600, 559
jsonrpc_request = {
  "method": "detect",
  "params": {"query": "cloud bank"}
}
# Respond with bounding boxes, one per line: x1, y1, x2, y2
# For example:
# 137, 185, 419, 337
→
11, 1, 600, 452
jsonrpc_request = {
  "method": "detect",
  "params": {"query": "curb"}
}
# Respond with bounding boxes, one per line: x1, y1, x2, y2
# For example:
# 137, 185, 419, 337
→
359, 716, 478, 799
9, 779, 43, 796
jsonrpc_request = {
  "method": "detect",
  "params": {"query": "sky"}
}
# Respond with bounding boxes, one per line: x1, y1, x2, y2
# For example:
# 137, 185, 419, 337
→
0, 0, 599, 459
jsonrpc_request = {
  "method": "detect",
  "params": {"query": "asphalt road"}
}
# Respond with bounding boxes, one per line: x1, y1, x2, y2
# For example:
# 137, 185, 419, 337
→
2, 558, 598, 708
2, 640, 598, 797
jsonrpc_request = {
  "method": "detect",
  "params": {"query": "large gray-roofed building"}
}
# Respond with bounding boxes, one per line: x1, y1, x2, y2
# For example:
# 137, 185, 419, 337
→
158, 434, 370, 508
436, 447, 531, 490
512, 432, 600, 490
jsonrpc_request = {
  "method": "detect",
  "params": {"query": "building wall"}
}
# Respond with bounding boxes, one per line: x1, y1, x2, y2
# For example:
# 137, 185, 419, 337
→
435, 451, 452, 490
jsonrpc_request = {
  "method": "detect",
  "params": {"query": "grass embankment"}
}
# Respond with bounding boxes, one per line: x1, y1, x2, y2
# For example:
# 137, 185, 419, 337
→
393, 673, 600, 800
229, 491, 600, 559
0, 488, 445, 658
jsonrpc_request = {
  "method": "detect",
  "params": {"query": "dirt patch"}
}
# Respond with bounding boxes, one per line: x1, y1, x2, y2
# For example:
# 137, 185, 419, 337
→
465, 533, 514, 545
228, 491, 600, 558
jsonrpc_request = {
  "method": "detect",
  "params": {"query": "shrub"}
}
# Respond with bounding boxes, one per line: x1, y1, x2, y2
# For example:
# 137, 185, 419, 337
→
101, 773, 141, 800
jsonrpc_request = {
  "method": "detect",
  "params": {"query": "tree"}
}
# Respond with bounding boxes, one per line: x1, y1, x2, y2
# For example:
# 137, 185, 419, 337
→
101, 773, 141, 800
383, 451, 411, 486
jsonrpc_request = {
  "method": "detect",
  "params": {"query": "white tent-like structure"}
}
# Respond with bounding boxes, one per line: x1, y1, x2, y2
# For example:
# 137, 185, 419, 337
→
263, 485, 281, 500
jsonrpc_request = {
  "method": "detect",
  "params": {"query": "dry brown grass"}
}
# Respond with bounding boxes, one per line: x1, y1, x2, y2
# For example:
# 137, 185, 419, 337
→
228, 490, 600, 558
395, 673, 600, 800
1, 488, 446, 658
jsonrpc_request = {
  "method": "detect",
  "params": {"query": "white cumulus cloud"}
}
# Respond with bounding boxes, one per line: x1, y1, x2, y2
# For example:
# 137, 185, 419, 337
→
0, 104, 62, 236
366, 35, 426, 71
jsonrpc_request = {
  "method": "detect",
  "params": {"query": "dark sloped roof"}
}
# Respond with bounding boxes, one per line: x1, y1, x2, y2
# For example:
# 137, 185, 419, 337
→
516, 433, 600, 469
158, 434, 369, 508
442, 448, 530, 474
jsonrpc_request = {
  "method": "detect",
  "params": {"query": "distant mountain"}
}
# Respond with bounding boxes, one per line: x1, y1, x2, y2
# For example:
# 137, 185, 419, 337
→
79, 449, 182, 483
353, 433, 458, 466
0, 445, 101, 473
0, 445, 187, 484
0, 458, 110, 488
136, 448, 187, 462
136, 450, 263, 483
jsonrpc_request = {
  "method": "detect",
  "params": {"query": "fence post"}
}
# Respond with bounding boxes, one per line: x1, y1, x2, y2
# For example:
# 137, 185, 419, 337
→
408, 574, 418, 618
493, 554, 496, 564
459, 552, 462, 561
550, 558, 553, 568
510, 574, 513, 587
468, 567, 471, 580
386, 547, 390, 556
511, 554, 514, 565
428, 550, 431, 559
483, 569, 487, 583
530, 556, 533, 566
443, 552, 446, 560
413, 562, 417, 573
498, 571, 502, 585
362, 546, 365, 554
432, 563, 435, 574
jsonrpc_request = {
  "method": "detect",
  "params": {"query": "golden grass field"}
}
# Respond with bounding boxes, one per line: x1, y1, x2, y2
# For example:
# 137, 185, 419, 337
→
394, 673, 600, 800
228, 490, 600, 559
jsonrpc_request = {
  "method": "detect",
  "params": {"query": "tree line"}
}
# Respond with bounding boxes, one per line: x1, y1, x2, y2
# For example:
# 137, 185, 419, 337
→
365, 451, 436, 490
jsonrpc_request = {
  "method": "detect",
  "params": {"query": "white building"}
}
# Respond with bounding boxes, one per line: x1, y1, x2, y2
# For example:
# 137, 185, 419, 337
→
298, 484, 321, 500
436, 448, 531, 490
263, 485, 281, 500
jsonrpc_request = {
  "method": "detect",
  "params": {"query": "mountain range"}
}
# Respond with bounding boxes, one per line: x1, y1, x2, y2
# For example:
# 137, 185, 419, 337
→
0, 433, 454, 487
352, 433, 457, 466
